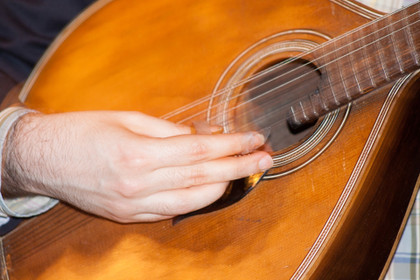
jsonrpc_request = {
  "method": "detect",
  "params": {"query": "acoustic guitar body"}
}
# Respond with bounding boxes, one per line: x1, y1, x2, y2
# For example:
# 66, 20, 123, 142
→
1, 0, 419, 279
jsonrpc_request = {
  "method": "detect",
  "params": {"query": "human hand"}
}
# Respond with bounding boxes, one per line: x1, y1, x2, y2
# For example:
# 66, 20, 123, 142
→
2, 111, 272, 223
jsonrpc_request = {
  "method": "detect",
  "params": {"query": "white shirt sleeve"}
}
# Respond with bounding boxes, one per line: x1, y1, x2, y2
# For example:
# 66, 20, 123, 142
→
0, 106, 58, 218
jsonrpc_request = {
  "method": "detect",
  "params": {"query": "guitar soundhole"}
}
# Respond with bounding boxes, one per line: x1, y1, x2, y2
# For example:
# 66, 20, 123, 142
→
176, 32, 349, 221
233, 58, 321, 152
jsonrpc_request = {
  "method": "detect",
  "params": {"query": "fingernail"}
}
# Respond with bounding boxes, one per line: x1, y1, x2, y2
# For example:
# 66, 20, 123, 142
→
192, 121, 212, 134
257, 127, 271, 144
210, 125, 224, 134
258, 155, 273, 170
252, 127, 271, 148
243, 130, 269, 154
254, 132, 266, 147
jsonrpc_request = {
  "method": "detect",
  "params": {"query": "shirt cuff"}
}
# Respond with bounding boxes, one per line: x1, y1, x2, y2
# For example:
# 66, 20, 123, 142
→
0, 106, 58, 218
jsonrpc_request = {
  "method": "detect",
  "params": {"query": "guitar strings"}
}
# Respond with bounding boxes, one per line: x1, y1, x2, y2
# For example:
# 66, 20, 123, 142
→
10, 3, 419, 269
159, 6, 391, 120
190, 15, 420, 133
162, 4, 419, 124
161, 5, 419, 129
190, 12, 420, 129
160, 4, 411, 121
163, 6, 419, 126
201, 9, 420, 125
217, 16, 420, 133
176, 18, 420, 133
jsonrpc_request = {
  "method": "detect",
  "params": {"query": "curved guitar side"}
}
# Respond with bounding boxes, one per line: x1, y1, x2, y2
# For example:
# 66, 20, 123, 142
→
1, 1, 419, 279
305, 73, 420, 279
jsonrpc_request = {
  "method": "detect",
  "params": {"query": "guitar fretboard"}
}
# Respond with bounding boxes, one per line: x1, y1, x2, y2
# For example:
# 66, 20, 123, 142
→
289, 2, 420, 126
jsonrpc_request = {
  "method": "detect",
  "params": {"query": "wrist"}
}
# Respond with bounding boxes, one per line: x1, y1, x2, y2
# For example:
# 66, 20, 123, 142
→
0, 107, 57, 217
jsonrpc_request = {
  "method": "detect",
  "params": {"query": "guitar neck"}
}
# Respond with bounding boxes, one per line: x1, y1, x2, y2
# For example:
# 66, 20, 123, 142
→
289, 2, 420, 126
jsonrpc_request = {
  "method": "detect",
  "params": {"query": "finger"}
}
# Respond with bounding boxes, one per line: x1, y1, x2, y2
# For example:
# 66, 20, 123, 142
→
191, 121, 223, 135
111, 212, 175, 223
131, 213, 175, 223
117, 111, 191, 137
141, 131, 267, 168
97, 197, 176, 223
136, 182, 229, 216
141, 151, 272, 194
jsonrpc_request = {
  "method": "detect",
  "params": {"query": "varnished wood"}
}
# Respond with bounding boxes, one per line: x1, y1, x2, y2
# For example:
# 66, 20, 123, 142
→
307, 73, 420, 279
290, 3, 420, 125
1, 0, 419, 279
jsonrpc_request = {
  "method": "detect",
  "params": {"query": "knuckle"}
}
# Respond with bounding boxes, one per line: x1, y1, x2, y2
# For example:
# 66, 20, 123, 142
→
167, 165, 208, 188
163, 168, 183, 189
164, 166, 208, 188
229, 155, 256, 180
237, 133, 253, 154
107, 200, 135, 221
189, 141, 209, 160
114, 179, 139, 198
187, 165, 207, 186
113, 139, 149, 170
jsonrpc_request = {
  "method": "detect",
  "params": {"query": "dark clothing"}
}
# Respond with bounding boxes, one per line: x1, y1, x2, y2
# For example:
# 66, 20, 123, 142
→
0, 0, 94, 99
0, 0, 94, 236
